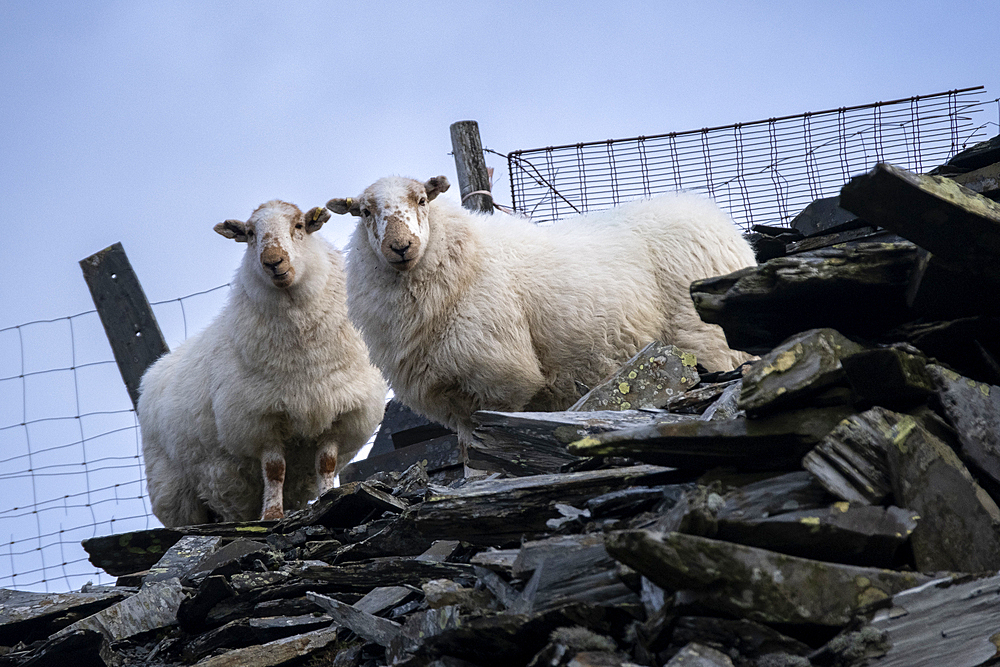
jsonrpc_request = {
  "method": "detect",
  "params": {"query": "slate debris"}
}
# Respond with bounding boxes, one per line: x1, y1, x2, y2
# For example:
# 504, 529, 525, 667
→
5, 139, 1000, 666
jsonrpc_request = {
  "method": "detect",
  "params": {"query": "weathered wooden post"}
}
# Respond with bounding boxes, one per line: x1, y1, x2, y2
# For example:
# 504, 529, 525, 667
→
449, 120, 494, 214
80, 242, 168, 408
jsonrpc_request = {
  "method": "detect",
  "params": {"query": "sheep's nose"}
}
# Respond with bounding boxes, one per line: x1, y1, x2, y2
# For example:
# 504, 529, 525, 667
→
264, 257, 283, 269
390, 241, 411, 257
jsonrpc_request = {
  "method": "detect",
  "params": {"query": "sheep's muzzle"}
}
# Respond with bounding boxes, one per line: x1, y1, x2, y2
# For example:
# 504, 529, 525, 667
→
260, 246, 295, 287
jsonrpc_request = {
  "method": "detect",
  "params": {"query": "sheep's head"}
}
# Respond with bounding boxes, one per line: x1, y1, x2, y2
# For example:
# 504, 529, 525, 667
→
327, 176, 450, 272
214, 200, 330, 288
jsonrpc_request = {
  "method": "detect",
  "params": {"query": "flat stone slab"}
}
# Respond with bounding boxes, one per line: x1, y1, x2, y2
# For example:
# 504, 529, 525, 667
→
840, 162, 1000, 279
568, 341, 699, 411
738, 328, 863, 416
605, 530, 930, 627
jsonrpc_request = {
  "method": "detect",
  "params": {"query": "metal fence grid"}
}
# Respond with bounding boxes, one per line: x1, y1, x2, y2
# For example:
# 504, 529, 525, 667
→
507, 87, 997, 228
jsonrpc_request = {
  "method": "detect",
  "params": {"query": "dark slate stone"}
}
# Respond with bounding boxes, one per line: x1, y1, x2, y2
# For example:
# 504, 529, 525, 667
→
788, 195, 864, 237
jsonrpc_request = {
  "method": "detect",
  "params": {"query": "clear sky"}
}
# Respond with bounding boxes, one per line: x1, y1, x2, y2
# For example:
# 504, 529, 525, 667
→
1, 1, 999, 591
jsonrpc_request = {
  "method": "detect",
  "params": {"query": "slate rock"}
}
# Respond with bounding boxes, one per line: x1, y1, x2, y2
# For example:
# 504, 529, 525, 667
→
605, 530, 930, 626
691, 242, 919, 354
885, 409, 1000, 572
568, 341, 700, 411
884, 316, 1000, 386
840, 345, 934, 409
0, 587, 130, 646
928, 365, 1000, 499
664, 642, 734, 666
58, 577, 186, 642
788, 195, 863, 238
738, 328, 863, 416
840, 162, 1000, 279
567, 406, 855, 471
801, 407, 898, 505
941, 133, 1000, 172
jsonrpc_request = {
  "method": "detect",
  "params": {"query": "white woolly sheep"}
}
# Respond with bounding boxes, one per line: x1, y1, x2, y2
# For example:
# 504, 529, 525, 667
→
137, 200, 387, 526
327, 176, 756, 442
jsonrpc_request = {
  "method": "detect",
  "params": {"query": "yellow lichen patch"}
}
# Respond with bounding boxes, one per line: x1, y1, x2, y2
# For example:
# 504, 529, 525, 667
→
628, 371, 638, 379
800, 517, 821, 525
981, 384, 991, 397
775, 387, 786, 395
834, 502, 850, 513
890, 416, 917, 452
621, 402, 631, 410
857, 586, 889, 607
681, 353, 697, 367
571, 436, 602, 449
618, 382, 630, 394
236, 525, 268, 532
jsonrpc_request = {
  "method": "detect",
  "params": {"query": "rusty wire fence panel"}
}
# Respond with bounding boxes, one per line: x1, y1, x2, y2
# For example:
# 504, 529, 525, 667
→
508, 87, 996, 228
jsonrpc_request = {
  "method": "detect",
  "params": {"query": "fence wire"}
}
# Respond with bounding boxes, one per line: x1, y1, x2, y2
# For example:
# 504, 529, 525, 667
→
0, 285, 231, 592
507, 87, 996, 227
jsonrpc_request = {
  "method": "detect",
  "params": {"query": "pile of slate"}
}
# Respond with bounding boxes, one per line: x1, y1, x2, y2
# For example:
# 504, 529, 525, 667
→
2, 136, 1000, 667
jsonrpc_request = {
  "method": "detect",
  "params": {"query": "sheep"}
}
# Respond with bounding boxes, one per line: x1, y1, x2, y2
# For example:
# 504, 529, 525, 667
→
137, 200, 387, 526
326, 175, 755, 443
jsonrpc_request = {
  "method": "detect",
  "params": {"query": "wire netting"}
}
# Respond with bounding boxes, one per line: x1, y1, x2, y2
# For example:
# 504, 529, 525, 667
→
0, 285, 231, 592
507, 87, 997, 227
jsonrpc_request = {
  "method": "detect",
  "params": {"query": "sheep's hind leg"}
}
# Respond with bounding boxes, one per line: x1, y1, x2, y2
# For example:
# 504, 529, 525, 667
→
316, 443, 338, 495
260, 449, 286, 520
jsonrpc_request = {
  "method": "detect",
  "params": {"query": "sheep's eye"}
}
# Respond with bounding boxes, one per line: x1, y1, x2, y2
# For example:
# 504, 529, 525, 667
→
295, 223, 304, 230
247, 229, 254, 238
418, 198, 427, 206
362, 209, 371, 218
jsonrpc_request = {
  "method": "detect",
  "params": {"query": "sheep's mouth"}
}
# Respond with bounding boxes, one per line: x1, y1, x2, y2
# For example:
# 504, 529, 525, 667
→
271, 271, 294, 286
389, 258, 416, 272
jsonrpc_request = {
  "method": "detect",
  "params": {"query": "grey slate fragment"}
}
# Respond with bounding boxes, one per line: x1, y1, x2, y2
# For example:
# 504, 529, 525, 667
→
352, 539, 460, 616
841, 344, 935, 408
927, 365, 1000, 499
182, 537, 270, 586
306, 591, 401, 647
691, 242, 919, 354
738, 328, 863, 416
605, 530, 930, 626
788, 195, 862, 238
862, 574, 1000, 666
59, 577, 186, 642
275, 481, 407, 533
664, 642, 735, 666
191, 624, 341, 667
0, 587, 131, 645
840, 162, 1000, 279
144, 534, 224, 584
885, 409, 1000, 573
567, 406, 856, 470
568, 341, 700, 411
802, 407, 899, 505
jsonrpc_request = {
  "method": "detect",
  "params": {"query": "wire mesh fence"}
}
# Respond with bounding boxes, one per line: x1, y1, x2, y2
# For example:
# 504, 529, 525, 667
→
507, 87, 998, 227
0, 285, 231, 593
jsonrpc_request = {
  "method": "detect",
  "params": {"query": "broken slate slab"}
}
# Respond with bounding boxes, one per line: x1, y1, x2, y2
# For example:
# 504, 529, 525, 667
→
738, 328, 864, 416
928, 365, 1000, 499
567, 406, 855, 470
860, 573, 1000, 666
664, 642, 735, 666
840, 162, 1000, 279
885, 410, 1000, 573
788, 195, 864, 238
190, 624, 341, 667
691, 242, 919, 354
0, 587, 131, 645
568, 341, 700, 411
605, 530, 930, 627
306, 592, 401, 647
415, 465, 678, 544
715, 502, 918, 567
275, 481, 407, 533
144, 534, 224, 585
802, 407, 899, 505
58, 577, 186, 642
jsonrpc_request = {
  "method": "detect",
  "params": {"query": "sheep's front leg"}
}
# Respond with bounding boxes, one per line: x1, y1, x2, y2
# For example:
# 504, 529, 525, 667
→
261, 449, 286, 520
316, 442, 339, 495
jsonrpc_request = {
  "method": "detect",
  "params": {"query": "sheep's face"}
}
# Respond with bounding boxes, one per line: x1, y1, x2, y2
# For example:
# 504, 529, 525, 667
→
327, 176, 450, 272
214, 200, 330, 288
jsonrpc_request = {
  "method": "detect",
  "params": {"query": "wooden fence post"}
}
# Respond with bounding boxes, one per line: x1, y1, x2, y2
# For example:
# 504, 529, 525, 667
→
449, 120, 494, 214
80, 242, 169, 409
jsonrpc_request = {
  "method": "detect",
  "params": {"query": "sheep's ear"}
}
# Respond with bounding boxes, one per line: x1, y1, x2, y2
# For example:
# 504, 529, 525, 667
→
304, 206, 330, 233
424, 176, 450, 201
326, 197, 361, 216
215, 219, 248, 243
